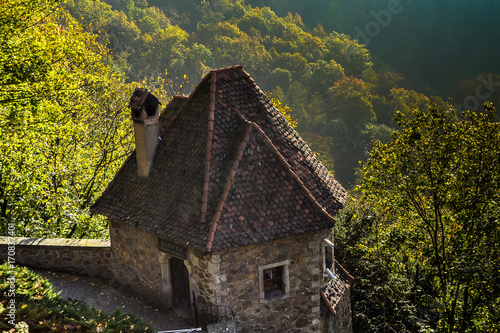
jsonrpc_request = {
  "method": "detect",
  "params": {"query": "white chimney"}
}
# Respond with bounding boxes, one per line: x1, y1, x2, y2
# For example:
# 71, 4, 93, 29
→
128, 88, 160, 177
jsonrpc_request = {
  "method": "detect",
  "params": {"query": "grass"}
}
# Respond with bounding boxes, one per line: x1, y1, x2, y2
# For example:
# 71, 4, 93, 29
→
0, 262, 154, 333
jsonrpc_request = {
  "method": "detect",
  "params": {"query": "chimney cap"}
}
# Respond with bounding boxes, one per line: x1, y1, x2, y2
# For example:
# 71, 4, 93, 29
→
129, 87, 161, 122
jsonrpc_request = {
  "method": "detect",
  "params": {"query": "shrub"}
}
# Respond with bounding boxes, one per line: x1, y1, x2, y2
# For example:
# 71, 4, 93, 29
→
0, 263, 154, 333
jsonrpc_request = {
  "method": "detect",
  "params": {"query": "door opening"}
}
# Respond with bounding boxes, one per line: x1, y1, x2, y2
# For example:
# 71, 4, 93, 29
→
170, 257, 191, 312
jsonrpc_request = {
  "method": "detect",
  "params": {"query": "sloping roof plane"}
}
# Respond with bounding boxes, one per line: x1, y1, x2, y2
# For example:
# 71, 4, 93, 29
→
92, 65, 348, 252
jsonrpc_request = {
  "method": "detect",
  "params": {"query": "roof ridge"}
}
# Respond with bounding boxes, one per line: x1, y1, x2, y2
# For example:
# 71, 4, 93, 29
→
206, 120, 253, 251
158, 95, 189, 127
159, 95, 188, 117
201, 72, 217, 224
236, 110, 337, 225
211, 64, 243, 73
172, 95, 189, 99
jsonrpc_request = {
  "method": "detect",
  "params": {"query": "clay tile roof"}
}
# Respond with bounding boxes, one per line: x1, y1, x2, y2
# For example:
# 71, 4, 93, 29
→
92, 65, 348, 252
321, 261, 354, 314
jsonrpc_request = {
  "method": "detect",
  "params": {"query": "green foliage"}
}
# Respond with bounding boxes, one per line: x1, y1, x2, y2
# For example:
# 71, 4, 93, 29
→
0, 0, 136, 238
328, 76, 375, 127
65, 0, 424, 187
389, 87, 430, 119
268, 91, 297, 128
248, 0, 500, 95
323, 32, 373, 78
343, 102, 500, 332
335, 199, 432, 332
0, 263, 154, 332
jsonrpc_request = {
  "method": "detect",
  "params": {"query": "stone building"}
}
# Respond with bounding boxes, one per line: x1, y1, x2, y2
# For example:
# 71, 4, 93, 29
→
92, 65, 353, 332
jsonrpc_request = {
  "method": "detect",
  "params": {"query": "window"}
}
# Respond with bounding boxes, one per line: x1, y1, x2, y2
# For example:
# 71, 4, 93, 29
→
263, 266, 284, 298
323, 238, 335, 275
259, 260, 290, 301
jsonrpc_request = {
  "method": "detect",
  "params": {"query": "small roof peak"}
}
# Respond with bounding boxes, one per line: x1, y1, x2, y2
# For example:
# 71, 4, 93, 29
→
211, 64, 243, 73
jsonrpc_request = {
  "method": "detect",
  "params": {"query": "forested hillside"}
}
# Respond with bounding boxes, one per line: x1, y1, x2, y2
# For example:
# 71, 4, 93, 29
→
64, 0, 455, 188
248, 0, 500, 96
2, 0, 497, 239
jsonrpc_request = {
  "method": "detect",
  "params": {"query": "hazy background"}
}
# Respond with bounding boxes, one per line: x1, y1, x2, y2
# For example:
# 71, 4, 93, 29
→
248, 0, 500, 95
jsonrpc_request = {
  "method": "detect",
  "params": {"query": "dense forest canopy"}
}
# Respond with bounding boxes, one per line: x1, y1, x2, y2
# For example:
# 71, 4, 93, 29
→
248, 0, 500, 95
337, 103, 500, 332
66, 0, 482, 187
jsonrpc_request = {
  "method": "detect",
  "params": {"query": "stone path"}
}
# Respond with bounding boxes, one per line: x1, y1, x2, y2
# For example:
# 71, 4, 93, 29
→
36, 270, 197, 332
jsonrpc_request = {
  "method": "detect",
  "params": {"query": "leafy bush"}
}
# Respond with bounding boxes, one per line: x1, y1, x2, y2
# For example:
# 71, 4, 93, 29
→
0, 263, 154, 333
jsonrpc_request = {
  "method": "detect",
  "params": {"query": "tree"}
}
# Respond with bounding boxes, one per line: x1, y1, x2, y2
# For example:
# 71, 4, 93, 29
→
323, 32, 373, 77
0, 0, 135, 238
358, 102, 500, 331
328, 76, 375, 128
335, 198, 430, 333
389, 87, 430, 119
140, 25, 189, 77
303, 59, 344, 93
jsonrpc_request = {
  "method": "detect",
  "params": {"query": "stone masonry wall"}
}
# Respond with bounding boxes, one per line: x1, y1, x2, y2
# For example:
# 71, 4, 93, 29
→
109, 219, 164, 306
187, 250, 217, 305
110, 219, 219, 311
215, 230, 330, 333
0, 236, 112, 279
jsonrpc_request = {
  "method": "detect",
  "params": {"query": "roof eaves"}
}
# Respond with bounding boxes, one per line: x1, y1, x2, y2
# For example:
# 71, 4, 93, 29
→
321, 291, 337, 314
206, 120, 253, 251
335, 260, 355, 284
233, 108, 337, 225
201, 72, 217, 224
91, 151, 136, 216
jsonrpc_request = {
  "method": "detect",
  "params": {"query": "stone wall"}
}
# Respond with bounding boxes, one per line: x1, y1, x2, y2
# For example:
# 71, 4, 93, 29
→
1, 225, 352, 332
322, 288, 353, 333
108, 219, 165, 306
187, 250, 217, 305
214, 230, 330, 333
110, 219, 221, 311
0, 236, 112, 279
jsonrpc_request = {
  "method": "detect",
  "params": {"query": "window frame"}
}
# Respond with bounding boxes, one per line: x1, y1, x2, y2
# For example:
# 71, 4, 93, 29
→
323, 238, 335, 276
258, 260, 290, 301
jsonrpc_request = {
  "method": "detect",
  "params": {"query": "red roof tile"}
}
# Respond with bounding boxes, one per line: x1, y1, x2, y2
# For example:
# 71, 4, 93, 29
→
92, 66, 348, 252
321, 261, 354, 314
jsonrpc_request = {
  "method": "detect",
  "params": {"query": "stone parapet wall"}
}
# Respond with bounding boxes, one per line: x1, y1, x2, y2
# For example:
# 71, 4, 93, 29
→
0, 236, 112, 279
216, 230, 330, 333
